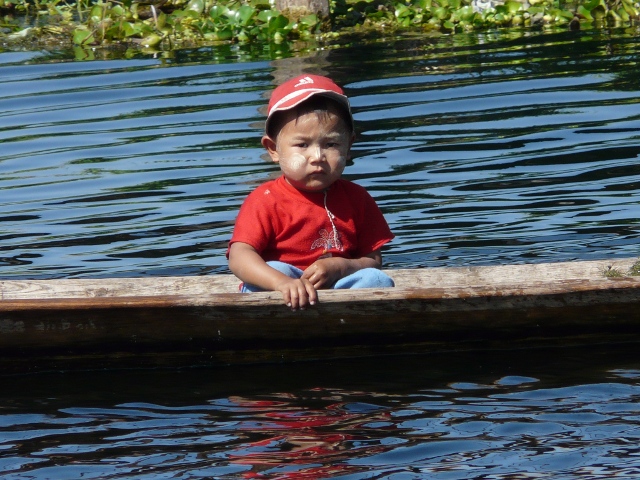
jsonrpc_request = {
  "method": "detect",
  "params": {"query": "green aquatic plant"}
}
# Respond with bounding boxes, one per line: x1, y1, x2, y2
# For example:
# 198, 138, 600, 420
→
1, 0, 321, 48
602, 265, 625, 278
0, 0, 638, 50
601, 259, 640, 278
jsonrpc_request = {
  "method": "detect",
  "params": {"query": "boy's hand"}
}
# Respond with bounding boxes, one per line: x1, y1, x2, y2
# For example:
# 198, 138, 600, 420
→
275, 277, 317, 311
302, 257, 349, 289
229, 242, 318, 311
302, 252, 383, 289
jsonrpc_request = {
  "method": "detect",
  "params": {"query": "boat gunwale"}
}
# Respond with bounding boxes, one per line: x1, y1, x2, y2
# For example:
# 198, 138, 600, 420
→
1, 276, 640, 312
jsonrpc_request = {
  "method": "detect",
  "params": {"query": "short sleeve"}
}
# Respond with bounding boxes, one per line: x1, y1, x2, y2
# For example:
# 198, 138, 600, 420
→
227, 184, 278, 257
354, 187, 394, 256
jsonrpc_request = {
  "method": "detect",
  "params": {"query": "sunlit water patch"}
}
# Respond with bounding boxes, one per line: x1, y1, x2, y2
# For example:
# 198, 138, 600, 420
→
1, 28, 639, 278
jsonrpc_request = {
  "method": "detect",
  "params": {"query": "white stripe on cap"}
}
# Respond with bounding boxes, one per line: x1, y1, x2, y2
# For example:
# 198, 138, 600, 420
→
269, 88, 343, 114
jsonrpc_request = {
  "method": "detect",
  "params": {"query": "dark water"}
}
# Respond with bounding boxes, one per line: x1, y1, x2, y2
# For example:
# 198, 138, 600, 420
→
4, 346, 640, 478
1, 27, 640, 478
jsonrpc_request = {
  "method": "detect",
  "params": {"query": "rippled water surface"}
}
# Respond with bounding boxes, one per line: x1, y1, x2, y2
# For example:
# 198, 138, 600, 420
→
1, 27, 640, 478
2, 28, 640, 277
4, 346, 640, 478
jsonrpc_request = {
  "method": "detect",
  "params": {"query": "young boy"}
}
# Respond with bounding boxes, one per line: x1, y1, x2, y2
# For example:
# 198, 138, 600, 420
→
227, 74, 394, 310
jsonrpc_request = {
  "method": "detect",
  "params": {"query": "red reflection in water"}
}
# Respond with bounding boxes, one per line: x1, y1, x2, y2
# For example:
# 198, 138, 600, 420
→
225, 394, 395, 478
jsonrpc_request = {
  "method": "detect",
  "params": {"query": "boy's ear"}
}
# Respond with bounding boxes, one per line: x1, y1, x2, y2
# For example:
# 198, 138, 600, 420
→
261, 135, 279, 163
347, 132, 356, 159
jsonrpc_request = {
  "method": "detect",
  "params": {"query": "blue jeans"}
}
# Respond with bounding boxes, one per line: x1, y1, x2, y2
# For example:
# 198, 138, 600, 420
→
241, 261, 395, 292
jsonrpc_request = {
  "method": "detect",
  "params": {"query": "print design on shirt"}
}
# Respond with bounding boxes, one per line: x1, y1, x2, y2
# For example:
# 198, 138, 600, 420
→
311, 228, 343, 253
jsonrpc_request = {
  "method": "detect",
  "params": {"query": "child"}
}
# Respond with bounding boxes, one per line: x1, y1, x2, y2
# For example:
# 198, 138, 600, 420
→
227, 74, 394, 311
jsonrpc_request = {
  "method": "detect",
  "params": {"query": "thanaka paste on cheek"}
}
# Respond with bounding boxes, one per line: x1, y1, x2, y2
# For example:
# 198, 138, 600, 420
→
286, 152, 306, 171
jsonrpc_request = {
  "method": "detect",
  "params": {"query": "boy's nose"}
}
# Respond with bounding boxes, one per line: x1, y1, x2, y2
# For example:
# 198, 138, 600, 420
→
309, 146, 324, 162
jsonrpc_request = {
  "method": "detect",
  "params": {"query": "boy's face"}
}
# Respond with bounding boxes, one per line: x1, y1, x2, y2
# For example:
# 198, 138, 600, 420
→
262, 106, 354, 193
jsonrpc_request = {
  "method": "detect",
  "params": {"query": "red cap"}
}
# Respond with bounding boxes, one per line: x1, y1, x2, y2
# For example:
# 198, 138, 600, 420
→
265, 74, 353, 134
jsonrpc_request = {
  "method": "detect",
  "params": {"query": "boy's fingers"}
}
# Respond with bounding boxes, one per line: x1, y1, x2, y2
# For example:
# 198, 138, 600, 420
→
289, 285, 306, 311
279, 280, 316, 311
282, 290, 293, 309
297, 283, 311, 309
300, 266, 316, 283
301, 267, 324, 290
303, 280, 318, 305
289, 287, 301, 310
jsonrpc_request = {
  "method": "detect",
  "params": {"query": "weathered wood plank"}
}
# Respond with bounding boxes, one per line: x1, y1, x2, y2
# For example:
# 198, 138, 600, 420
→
388, 257, 634, 288
0, 258, 639, 373
0, 257, 634, 299
0, 274, 241, 299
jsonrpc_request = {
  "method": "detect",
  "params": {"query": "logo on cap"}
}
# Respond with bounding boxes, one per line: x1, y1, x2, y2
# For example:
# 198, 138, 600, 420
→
294, 76, 314, 88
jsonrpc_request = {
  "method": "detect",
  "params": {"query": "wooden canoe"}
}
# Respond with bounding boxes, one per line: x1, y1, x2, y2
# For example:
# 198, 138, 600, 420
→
1, 257, 640, 373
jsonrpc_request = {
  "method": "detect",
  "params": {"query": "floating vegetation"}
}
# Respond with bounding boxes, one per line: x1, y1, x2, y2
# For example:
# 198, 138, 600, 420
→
0, 0, 639, 51
601, 260, 640, 278
603, 265, 625, 278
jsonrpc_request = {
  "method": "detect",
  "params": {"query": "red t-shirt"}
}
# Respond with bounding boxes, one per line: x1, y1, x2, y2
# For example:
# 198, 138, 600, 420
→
228, 176, 394, 270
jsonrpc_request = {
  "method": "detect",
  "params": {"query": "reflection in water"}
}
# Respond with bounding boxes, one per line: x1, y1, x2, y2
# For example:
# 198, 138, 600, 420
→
224, 396, 381, 478
2, 347, 640, 478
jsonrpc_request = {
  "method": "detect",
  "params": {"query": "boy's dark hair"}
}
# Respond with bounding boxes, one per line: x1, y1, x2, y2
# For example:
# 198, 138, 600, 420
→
266, 95, 354, 140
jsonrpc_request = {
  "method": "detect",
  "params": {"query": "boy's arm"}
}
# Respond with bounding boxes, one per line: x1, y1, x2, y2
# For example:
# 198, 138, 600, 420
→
301, 250, 382, 289
228, 242, 318, 310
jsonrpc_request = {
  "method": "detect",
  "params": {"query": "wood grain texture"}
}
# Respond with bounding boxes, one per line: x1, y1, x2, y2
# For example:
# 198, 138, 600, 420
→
1, 258, 639, 373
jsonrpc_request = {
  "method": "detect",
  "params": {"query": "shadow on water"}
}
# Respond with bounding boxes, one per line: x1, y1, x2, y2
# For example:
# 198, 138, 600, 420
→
4, 344, 640, 407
